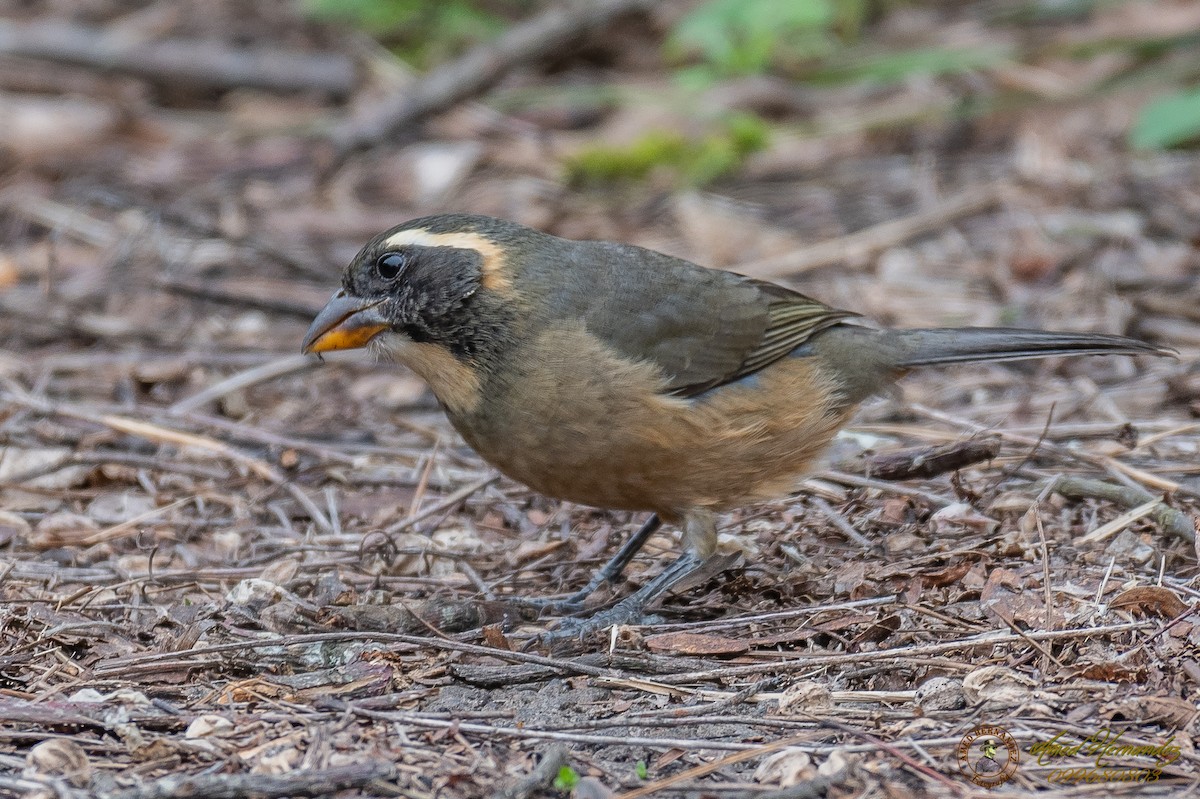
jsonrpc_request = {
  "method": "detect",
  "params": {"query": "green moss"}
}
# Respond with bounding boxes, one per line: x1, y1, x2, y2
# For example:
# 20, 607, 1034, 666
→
303, 0, 518, 68
564, 113, 770, 188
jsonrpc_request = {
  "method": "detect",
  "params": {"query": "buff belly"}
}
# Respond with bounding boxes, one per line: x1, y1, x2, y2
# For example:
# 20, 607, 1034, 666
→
449, 326, 851, 520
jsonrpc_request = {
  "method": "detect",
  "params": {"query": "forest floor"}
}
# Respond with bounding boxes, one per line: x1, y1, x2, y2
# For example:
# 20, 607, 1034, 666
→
1, 1, 1198, 797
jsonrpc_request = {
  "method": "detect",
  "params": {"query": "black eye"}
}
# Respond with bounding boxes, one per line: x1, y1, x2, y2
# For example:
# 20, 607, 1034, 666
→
376, 252, 407, 280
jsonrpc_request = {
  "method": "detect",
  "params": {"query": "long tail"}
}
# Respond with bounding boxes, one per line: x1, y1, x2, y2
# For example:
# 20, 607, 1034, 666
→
887, 327, 1173, 367
809, 325, 1173, 406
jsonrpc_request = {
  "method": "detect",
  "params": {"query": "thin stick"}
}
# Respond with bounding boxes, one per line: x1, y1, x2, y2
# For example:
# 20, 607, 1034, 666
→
654, 621, 1150, 684
351, 706, 762, 752
1076, 499, 1160, 545
82, 496, 195, 546
385, 475, 499, 533
736, 184, 1006, 278
0, 19, 356, 95
168, 354, 315, 415
329, 0, 654, 158
615, 733, 816, 799
1, 388, 332, 532
809, 496, 874, 549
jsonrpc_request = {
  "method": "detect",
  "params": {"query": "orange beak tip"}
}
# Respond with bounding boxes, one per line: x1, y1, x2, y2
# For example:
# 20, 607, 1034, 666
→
302, 323, 388, 355
302, 293, 389, 355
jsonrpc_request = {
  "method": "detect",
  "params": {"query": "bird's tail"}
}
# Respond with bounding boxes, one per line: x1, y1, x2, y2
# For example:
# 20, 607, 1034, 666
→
808, 325, 1173, 406
886, 327, 1172, 367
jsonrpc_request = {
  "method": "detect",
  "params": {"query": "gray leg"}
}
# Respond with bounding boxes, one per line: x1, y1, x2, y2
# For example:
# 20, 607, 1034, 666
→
540, 510, 720, 641
542, 550, 705, 641
520, 514, 662, 613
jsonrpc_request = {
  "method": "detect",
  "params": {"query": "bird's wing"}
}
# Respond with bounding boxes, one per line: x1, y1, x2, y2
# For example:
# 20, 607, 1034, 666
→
566, 242, 857, 397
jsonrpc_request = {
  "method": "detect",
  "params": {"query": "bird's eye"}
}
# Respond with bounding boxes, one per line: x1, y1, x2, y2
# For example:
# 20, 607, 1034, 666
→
376, 252, 407, 280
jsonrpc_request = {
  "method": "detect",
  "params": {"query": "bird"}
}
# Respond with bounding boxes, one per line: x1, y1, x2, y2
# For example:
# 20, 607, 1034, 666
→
302, 213, 1170, 636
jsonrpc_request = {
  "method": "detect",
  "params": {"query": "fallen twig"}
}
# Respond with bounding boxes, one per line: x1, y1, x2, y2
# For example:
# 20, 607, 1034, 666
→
0, 19, 356, 94
109, 762, 396, 799
817, 470, 954, 506
0, 449, 228, 485
615, 733, 820, 799
0, 388, 332, 532
321, 597, 539, 634
153, 276, 322, 320
168, 354, 316, 415
735, 184, 1007, 278
844, 438, 1001, 481
329, 0, 654, 158
1055, 475, 1195, 544
384, 474, 500, 533
654, 621, 1151, 684
809, 496, 873, 549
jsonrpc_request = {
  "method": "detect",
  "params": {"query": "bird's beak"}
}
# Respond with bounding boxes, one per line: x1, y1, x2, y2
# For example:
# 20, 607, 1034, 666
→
301, 291, 389, 354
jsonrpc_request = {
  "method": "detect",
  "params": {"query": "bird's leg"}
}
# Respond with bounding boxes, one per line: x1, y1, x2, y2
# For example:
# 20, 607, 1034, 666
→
519, 514, 662, 613
540, 511, 717, 641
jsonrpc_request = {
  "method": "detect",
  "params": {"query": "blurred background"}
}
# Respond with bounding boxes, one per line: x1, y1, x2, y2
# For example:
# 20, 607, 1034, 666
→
2, 0, 1199, 364
1, 2, 1199, 794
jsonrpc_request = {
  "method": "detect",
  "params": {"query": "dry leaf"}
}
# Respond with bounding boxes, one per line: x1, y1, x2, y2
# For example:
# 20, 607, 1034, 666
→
25, 739, 91, 787
855, 613, 901, 644
349, 373, 429, 410
980, 568, 1022, 605
922, 561, 972, 588
572, 777, 614, 799
833, 561, 866, 595
644, 631, 748, 656
1104, 696, 1198, 728
1109, 586, 1190, 619
0, 510, 31, 545
1073, 662, 1145, 682
253, 746, 302, 775
962, 666, 1035, 707
481, 624, 512, 651
930, 502, 998, 534
30, 512, 100, 549
651, 748, 686, 770
0, 95, 119, 158
777, 681, 833, 714
85, 492, 156, 525
818, 748, 851, 777
259, 557, 300, 585
0, 253, 18, 288
185, 715, 235, 739
754, 748, 813, 787
226, 578, 286, 606
0, 447, 89, 490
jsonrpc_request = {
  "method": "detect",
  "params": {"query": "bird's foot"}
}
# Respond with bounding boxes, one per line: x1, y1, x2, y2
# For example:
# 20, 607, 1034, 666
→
539, 597, 666, 643
536, 550, 707, 645
504, 515, 668, 618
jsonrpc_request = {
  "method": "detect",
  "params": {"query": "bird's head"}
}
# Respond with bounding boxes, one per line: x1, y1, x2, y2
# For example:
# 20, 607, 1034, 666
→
301, 214, 519, 360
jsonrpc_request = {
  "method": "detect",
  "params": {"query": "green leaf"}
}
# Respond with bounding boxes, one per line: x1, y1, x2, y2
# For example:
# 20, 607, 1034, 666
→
302, 0, 506, 68
1131, 88, 1200, 150
819, 45, 1010, 85
552, 765, 579, 792
302, 0, 420, 35
668, 0, 834, 76
635, 761, 649, 780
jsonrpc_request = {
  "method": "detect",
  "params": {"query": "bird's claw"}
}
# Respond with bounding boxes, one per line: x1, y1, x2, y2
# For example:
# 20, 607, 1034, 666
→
538, 600, 665, 644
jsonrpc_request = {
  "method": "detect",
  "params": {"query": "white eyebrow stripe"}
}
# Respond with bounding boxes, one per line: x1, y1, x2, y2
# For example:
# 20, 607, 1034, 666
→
382, 228, 512, 292
384, 229, 490, 251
